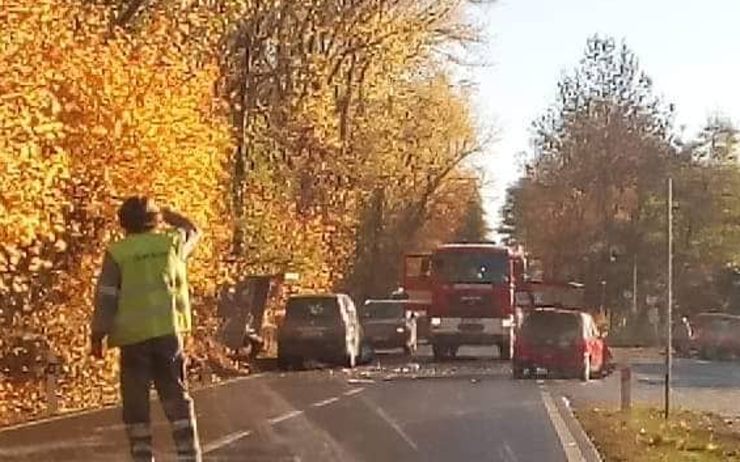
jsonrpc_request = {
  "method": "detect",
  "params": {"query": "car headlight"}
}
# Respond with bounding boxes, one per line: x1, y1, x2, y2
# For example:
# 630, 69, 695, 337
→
396, 326, 405, 333
431, 317, 442, 327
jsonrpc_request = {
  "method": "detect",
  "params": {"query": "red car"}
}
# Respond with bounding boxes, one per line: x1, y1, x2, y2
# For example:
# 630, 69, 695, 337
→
512, 308, 610, 381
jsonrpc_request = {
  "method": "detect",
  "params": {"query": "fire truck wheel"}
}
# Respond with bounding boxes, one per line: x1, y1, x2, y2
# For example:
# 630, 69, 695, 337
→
448, 345, 459, 358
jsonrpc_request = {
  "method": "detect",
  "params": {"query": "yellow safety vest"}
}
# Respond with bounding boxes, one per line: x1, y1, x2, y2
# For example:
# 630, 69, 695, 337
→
107, 230, 191, 347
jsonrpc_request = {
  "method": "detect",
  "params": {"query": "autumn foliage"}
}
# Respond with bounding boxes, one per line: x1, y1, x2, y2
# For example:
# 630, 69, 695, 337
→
501, 37, 740, 333
0, 0, 486, 425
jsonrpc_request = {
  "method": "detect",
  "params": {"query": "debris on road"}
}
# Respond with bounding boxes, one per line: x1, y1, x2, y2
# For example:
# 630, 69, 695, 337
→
347, 378, 375, 385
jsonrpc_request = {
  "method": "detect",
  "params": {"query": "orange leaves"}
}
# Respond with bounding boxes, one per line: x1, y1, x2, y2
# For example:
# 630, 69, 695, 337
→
0, 0, 234, 426
0, 0, 482, 427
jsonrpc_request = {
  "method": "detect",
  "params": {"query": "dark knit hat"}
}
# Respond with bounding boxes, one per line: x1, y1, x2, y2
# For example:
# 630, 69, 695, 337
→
118, 196, 160, 233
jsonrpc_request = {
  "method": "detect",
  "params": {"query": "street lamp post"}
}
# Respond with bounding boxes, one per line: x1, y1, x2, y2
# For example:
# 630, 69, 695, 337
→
665, 177, 673, 419
632, 255, 638, 315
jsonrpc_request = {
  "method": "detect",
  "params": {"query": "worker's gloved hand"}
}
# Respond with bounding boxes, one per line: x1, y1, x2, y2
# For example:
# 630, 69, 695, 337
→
90, 336, 105, 359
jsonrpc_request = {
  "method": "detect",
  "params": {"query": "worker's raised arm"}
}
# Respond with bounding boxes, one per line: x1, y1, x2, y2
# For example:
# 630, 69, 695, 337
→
161, 207, 201, 258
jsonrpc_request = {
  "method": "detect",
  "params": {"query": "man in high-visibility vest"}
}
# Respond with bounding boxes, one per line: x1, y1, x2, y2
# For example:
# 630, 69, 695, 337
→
91, 196, 202, 462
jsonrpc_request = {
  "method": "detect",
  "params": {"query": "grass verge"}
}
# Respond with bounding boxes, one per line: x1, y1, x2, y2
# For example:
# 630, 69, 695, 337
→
576, 406, 740, 461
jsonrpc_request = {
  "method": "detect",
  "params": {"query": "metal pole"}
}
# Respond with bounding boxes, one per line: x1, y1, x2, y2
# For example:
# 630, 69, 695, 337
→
620, 366, 632, 413
665, 177, 673, 419
632, 255, 638, 315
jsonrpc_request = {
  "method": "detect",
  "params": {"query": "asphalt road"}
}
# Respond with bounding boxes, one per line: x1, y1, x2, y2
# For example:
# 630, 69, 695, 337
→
0, 346, 599, 462
549, 349, 740, 419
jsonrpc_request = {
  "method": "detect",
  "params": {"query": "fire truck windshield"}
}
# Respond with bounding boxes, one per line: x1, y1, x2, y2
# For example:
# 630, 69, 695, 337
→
432, 253, 508, 284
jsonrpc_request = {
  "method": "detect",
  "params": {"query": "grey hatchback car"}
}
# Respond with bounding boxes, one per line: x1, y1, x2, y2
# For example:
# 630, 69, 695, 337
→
278, 294, 362, 370
360, 300, 418, 354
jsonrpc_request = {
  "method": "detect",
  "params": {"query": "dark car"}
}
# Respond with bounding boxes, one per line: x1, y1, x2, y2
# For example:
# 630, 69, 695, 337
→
360, 300, 418, 354
512, 308, 610, 381
693, 312, 740, 360
277, 294, 362, 370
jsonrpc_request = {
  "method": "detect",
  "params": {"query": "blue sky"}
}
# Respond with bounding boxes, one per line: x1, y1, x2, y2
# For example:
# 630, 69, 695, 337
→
460, 0, 740, 236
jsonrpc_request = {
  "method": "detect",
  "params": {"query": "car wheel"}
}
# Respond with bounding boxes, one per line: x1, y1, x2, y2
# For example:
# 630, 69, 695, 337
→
432, 343, 447, 361
512, 362, 525, 379
359, 340, 375, 364
580, 356, 591, 382
277, 354, 289, 371
499, 338, 513, 360
278, 353, 298, 371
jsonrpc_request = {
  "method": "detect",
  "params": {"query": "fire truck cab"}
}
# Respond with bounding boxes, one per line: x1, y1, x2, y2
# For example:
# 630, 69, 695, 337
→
404, 243, 526, 361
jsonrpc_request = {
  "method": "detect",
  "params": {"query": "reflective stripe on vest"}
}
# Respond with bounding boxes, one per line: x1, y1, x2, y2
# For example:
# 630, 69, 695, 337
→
108, 231, 191, 347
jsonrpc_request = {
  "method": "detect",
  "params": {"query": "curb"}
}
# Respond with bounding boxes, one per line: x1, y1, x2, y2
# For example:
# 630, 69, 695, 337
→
553, 393, 603, 462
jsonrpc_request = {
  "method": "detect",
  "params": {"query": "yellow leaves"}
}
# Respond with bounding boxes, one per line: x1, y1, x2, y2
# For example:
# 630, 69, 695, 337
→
90, 126, 108, 137
0, 0, 481, 426
0, 0, 235, 425
53, 239, 67, 253
33, 122, 63, 135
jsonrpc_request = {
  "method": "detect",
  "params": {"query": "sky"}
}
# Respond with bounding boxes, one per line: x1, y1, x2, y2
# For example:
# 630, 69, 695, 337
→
459, 0, 740, 237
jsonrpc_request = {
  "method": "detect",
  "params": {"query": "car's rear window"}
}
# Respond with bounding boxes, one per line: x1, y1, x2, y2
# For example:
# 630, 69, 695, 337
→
285, 297, 340, 324
362, 302, 404, 319
522, 312, 581, 340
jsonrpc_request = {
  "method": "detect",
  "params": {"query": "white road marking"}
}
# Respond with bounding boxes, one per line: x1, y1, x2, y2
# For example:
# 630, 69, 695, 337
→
268, 410, 304, 425
498, 441, 519, 462
0, 436, 102, 457
312, 397, 340, 408
344, 387, 365, 396
203, 429, 253, 454
540, 389, 586, 462
370, 404, 419, 451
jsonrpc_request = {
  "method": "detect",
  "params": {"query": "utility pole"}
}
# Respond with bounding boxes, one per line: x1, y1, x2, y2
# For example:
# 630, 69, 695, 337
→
632, 255, 638, 315
665, 177, 673, 419
368, 185, 385, 298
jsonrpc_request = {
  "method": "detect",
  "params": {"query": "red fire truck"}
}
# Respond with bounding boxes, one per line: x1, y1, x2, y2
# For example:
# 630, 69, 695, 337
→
403, 243, 526, 360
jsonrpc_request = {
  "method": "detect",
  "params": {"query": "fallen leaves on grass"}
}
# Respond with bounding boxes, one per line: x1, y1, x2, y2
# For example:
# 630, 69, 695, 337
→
576, 407, 740, 461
